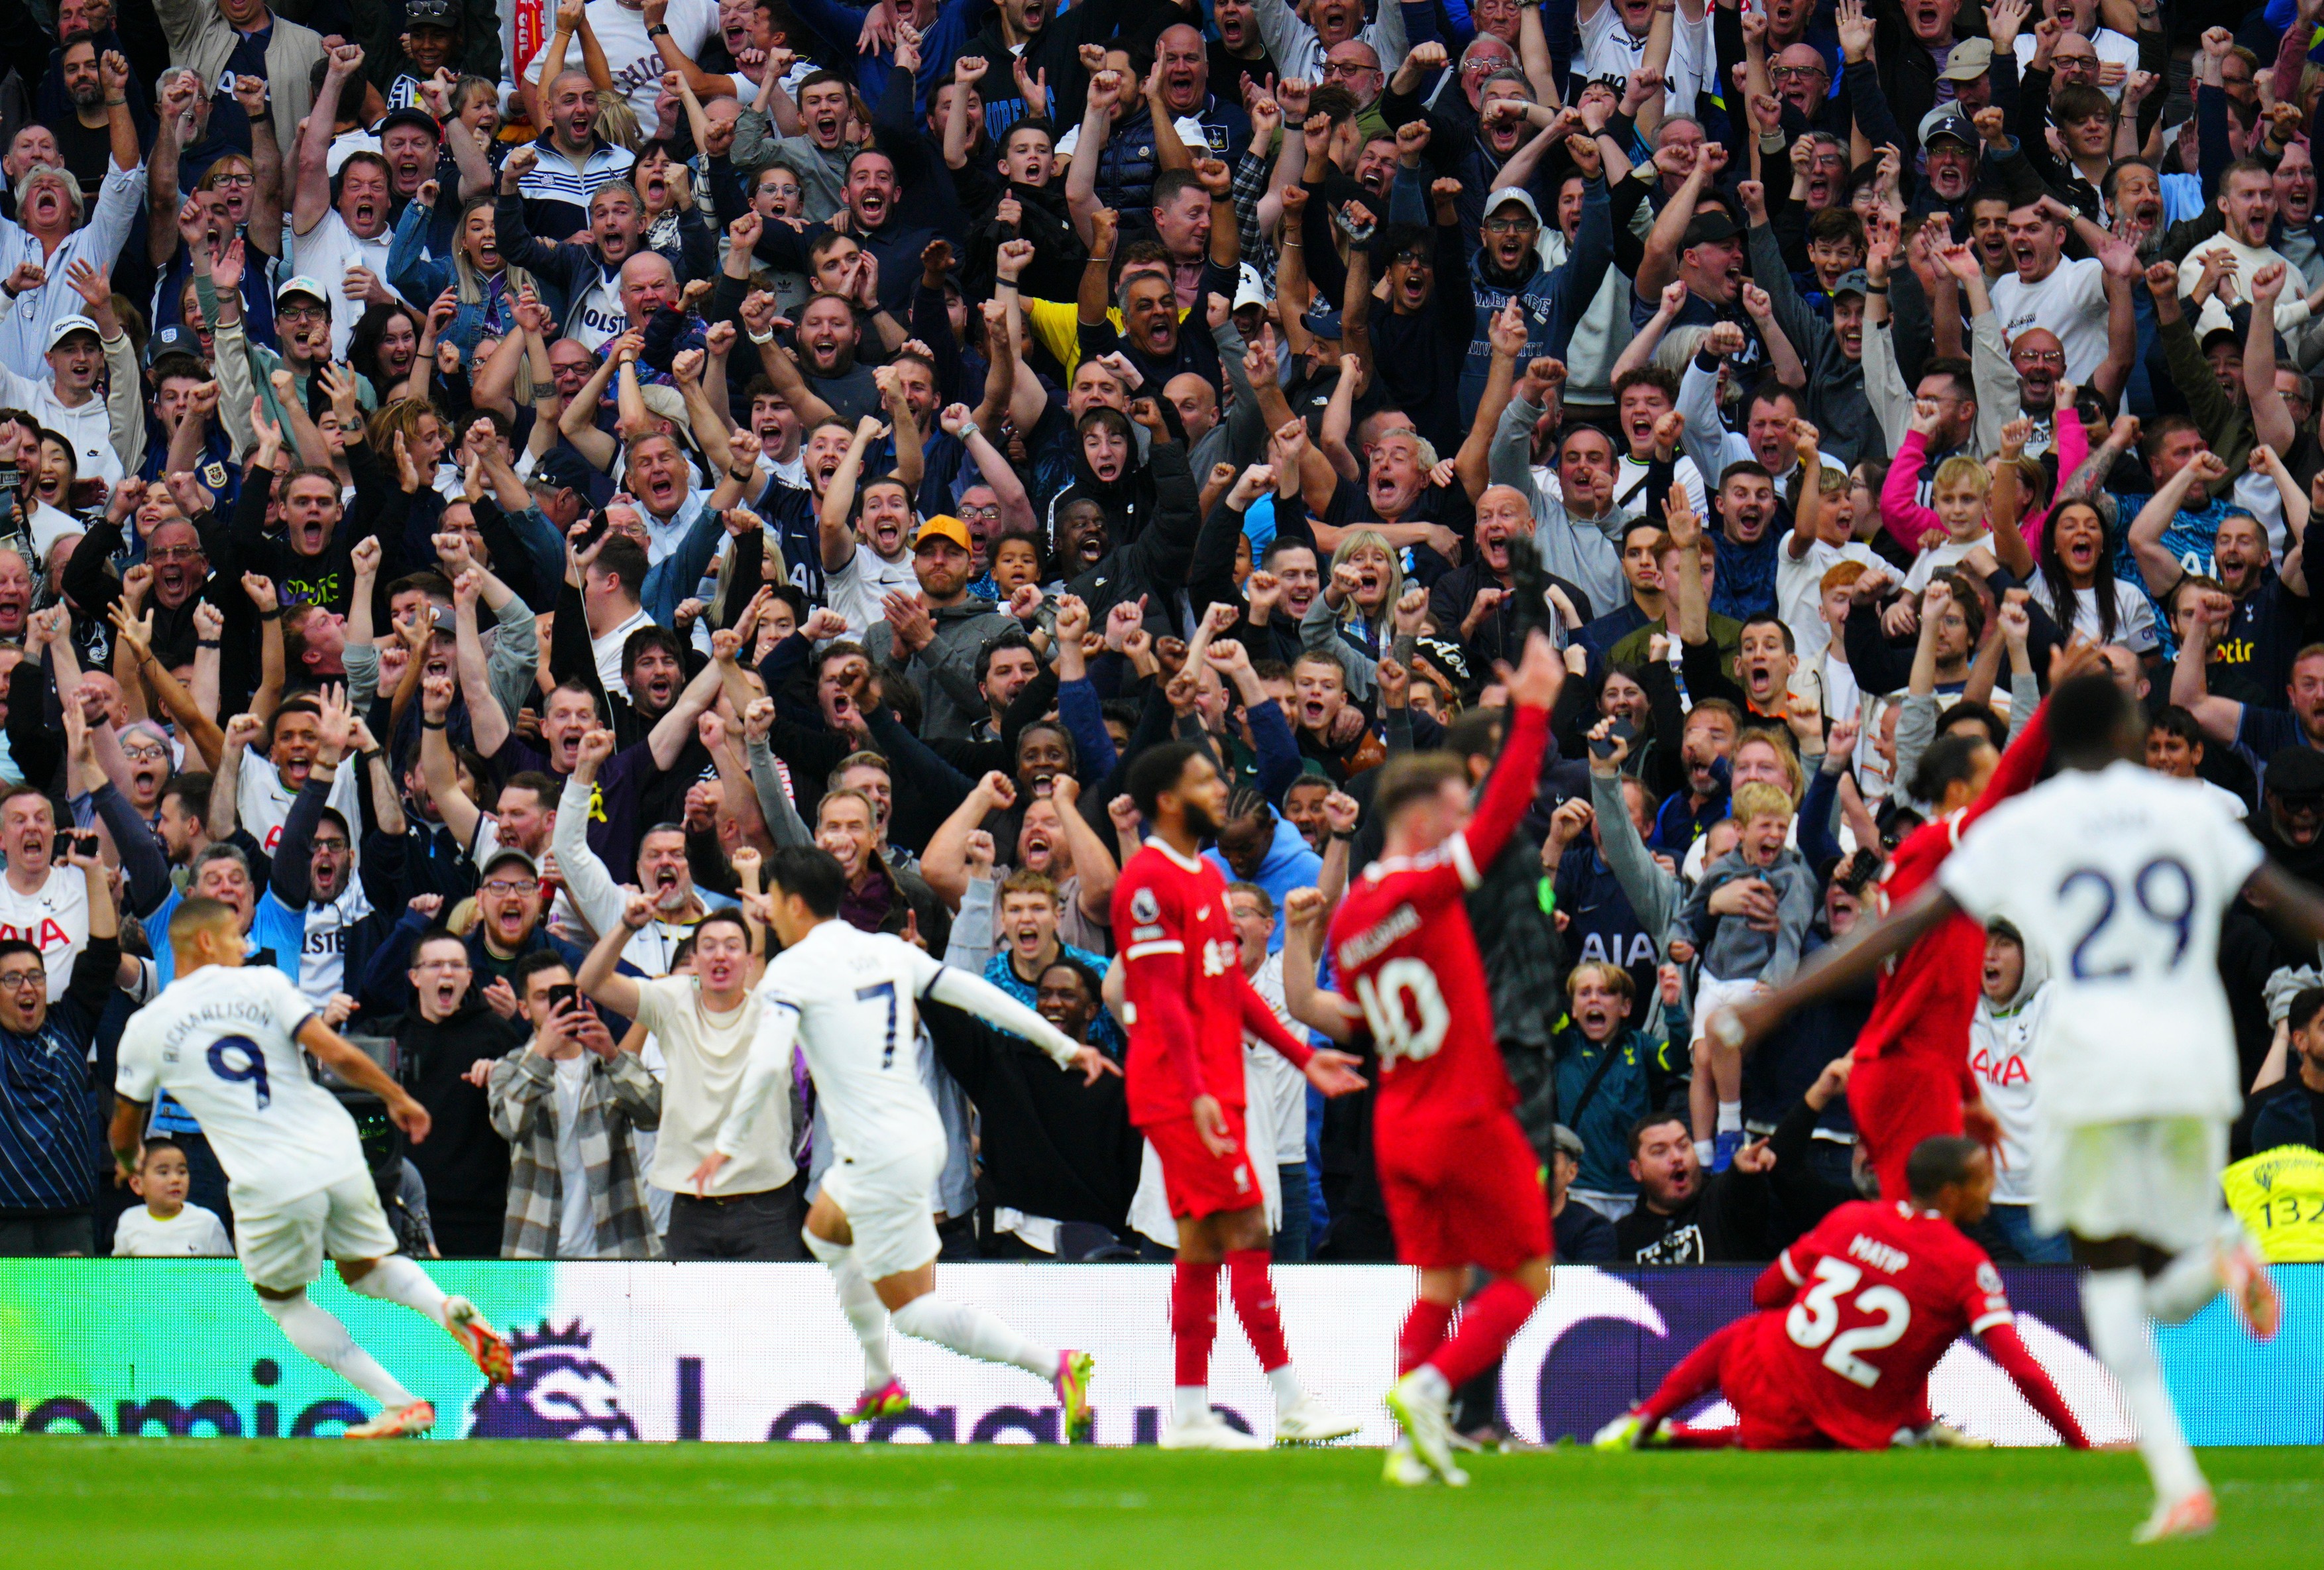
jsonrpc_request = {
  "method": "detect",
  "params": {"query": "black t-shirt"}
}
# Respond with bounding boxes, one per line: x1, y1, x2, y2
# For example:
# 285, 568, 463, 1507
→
52, 116, 111, 205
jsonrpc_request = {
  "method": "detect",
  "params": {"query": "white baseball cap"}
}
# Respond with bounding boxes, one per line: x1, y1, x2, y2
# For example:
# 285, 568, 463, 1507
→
44, 314, 99, 351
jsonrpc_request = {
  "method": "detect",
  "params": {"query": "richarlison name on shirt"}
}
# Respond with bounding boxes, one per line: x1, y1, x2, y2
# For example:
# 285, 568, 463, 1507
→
155, 998, 304, 1061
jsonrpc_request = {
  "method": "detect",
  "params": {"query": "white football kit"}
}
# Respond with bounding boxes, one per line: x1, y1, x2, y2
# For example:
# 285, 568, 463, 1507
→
722, 919, 1081, 1279
114, 964, 394, 1289
1938, 761, 2262, 1251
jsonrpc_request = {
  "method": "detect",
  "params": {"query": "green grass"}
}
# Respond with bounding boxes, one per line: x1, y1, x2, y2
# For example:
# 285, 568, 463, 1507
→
3, 1439, 2319, 1567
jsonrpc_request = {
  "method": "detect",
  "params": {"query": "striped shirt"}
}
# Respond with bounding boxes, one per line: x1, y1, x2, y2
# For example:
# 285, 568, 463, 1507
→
516, 136, 637, 244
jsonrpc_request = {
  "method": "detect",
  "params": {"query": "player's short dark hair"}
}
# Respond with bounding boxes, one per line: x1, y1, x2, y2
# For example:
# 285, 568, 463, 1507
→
168, 896, 241, 952
765, 845, 846, 918
161, 771, 213, 818
2290, 986, 2324, 1036
1628, 1111, 1690, 1159
1127, 740, 1205, 819
508, 948, 572, 996
1739, 612, 1795, 654
1038, 956, 1102, 1001
1372, 751, 1469, 824
1905, 1135, 1987, 1203
1908, 732, 1995, 807
2047, 673, 2135, 761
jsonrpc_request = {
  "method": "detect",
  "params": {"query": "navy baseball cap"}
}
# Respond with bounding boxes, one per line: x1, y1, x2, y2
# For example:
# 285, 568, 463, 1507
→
145, 323, 203, 368
529, 447, 596, 495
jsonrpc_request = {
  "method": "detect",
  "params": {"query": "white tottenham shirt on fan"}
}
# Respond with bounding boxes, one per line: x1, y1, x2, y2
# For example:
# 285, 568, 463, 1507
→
114, 965, 368, 1210
235, 750, 364, 862
0, 862, 89, 1003
1938, 760, 2262, 1129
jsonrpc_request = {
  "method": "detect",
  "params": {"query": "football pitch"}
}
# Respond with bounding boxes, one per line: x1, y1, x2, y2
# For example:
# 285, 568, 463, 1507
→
7, 1439, 2318, 1569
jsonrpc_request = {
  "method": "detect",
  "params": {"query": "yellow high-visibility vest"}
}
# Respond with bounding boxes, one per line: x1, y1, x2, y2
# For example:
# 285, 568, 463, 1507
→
2221, 1144, 2324, 1262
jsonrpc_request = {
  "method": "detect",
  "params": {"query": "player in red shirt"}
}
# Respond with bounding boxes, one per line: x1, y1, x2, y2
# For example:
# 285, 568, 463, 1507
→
1113, 740, 1368, 1451
1280, 630, 1563, 1486
1595, 1135, 2091, 1452
1711, 684, 2057, 1201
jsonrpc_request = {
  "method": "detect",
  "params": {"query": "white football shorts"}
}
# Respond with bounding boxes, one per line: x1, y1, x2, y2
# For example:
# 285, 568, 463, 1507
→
822, 1133, 944, 1281
234, 1174, 400, 1292
2035, 1116, 2227, 1255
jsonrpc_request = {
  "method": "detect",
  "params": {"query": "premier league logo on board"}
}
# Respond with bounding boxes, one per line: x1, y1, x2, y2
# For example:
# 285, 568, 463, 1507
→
468, 1321, 639, 1440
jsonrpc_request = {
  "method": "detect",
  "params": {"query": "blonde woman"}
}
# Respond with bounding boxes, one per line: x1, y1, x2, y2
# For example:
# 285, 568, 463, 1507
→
388, 186, 539, 372
1300, 527, 1408, 701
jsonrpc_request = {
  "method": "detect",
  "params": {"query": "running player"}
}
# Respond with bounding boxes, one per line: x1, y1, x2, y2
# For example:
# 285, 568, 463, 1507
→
109, 898, 513, 1438
1282, 628, 1564, 1486
1115, 741, 1369, 1450
1712, 683, 2057, 1202
1594, 1135, 2089, 1453
1715, 675, 2324, 1541
693, 847, 1118, 1439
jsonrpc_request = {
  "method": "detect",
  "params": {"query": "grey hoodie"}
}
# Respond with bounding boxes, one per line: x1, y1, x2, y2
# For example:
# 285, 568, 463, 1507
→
1679, 844, 1820, 987
864, 596, 1018, 744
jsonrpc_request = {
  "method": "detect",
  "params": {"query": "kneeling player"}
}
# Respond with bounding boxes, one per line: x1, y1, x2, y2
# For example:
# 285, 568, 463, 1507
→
1594, 1136, 2089, 1453
111, 899, 514, 1438
1287, 630, 1565, 1486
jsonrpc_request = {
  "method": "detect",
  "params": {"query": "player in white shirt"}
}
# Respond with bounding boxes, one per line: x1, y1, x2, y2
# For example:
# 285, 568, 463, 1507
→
1714, 675, 2324, 1542
109, 898, 516, 1438
691, 847, 1117, 1438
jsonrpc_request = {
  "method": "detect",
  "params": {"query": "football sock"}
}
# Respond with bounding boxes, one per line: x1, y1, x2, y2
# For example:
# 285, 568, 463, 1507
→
1425, 1278, 1538, 1391
340, 1255, 449, 1327
2143, 1243, 2224, 1327
1173, 1386, 1211, 1425
888, 1294, 1056, 1380
1170, 1259, 1221, 1388
1225, 1249, 1291, 1371
1716, 1101, 1742, 1135
1637, 1318, 1747, 1428
2081, 1268, 2206, 1504
1398, 1299, 1455, 1376
1266, 1364, 1305, 1411
802, 1229, 895, 1385
260, 1292, 415, 1408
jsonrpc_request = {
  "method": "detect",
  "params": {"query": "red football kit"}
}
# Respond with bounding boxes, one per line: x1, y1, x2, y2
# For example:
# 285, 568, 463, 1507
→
1635, 1199, 2088, 1451
1848, 701, 2051, 1200
1322, 703, 1556, 1394
1113, 832, 1323, 1401
1328, 704, 1553, 1276
1113, 838, 1314, 1219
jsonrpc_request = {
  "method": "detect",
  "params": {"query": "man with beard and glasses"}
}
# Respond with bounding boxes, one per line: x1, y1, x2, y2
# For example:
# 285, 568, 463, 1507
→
290, 49, 400, 361
0, 61, 140, 383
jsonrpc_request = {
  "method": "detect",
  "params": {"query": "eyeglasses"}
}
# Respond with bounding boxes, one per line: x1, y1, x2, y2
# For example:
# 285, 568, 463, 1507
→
1484, 215, 1538, 234
1768, 64, 1826, 81
958, 504, 1001, 520
120, 743, 170, 763
207, 172, 254, 188
480, 879, 534, 896
313, 840, 350, 855
2014, 350, 2064, 367
1390, 249, 1431, 267
412, 957, 470, 972
0, 968, 42, 990
148, 545, 203, 562
1321, 60, 1378, 77
278, 304, 329, 325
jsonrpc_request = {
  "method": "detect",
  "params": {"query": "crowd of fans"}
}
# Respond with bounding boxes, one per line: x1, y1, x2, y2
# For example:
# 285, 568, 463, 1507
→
0, 0, 2320, 1274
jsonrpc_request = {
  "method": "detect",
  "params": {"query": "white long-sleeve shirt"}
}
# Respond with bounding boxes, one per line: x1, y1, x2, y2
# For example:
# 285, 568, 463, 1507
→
0, 156, 142, 379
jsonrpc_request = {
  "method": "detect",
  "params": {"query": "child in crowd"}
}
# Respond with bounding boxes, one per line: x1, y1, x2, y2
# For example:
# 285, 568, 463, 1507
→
111, 1137, 233, 1257
1679, 781, 1820, 1170
1883, 398, 1999, 590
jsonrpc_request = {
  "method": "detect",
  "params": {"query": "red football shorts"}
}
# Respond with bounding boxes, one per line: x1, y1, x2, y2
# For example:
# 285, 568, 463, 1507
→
1143, 1105, 1266, 1220
1719, 1318, 1830, 1451
1848, 1050, 1966, 1204
1376, 1113, 1550, 1274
